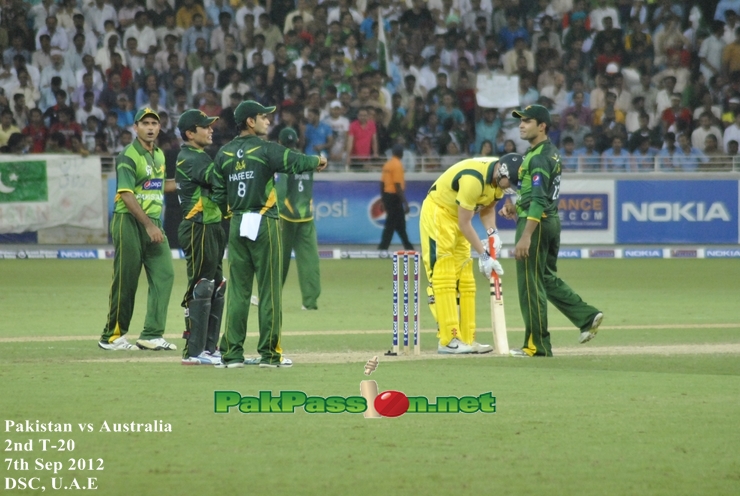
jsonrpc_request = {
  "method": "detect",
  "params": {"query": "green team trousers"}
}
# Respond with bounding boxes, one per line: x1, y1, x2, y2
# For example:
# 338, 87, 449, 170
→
177, 219, 226, 357
281, 218, 321, 310
220, 214, 284, 365
100, 213, 174, 343
515, 214, 600, 357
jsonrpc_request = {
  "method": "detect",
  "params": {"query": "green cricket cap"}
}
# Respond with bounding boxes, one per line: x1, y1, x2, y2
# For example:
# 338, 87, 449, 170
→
278, 127, 298, 147
234, 100, 276, 124
177, 109, 219, 135
512, 104, 551, 126
134, 107, 160, 123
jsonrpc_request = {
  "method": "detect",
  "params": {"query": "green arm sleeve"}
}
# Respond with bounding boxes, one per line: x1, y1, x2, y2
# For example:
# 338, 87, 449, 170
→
265, 141, 320, 174
211, 154, 230, 216
527, 154, 551, 221
115, 154, 137, 193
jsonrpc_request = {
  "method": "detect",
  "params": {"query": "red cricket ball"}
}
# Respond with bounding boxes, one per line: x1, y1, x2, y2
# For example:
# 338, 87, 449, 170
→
374, 390, 409, 418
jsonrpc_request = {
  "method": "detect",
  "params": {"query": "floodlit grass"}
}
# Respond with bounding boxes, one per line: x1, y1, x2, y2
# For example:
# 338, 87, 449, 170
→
0, 259, 739, 495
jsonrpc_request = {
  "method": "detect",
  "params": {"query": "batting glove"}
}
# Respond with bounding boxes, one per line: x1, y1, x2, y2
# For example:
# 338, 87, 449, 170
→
485, 228, 502, 257
478, 250, 504, 278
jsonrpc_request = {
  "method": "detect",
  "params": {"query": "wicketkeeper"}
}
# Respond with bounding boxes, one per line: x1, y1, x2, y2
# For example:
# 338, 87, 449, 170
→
176, 109, 227, 365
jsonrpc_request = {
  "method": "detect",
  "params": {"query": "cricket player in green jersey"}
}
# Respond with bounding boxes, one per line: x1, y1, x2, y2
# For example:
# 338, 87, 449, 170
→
99, 108, 177, 351
502, 105, 604, 357
175, 110, 226, 365
211, 101, 328, 368
276, 127, 321, 310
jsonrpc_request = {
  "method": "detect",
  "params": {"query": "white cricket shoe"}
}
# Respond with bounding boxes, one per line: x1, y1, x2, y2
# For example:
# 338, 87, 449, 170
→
136, 337, 177, 351
182, 352, 221, 365
259, 357, 293, 368
509, 348, 530, 358
579, 312, 604, 344
437, 338, 474, 354
471, 341, 493, 354
98, 336, 138, 350
215, 360, 245, 368
243, 357, 261, 365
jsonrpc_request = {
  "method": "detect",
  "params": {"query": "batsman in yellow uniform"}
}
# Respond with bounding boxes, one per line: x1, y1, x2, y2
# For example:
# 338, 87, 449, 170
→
420, 154, 522, 354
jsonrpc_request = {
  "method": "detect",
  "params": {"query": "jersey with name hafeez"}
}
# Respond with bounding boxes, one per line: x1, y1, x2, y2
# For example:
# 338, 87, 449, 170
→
175, 144, 222, 224
114, 138, 166, 219
516, 140, 561, 221
426, 157, 505, 218
212, 134, 320, 218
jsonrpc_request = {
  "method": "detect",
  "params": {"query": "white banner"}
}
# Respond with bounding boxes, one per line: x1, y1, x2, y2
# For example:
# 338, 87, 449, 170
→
476, 75, 520, 109
0, 155, 104, 234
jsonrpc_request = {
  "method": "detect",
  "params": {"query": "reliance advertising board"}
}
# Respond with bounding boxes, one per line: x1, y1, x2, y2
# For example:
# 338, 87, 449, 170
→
616, 180, 738, 244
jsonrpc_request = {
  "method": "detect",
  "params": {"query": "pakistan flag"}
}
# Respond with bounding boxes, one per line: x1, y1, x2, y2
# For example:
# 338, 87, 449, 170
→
0, 161, 48, 202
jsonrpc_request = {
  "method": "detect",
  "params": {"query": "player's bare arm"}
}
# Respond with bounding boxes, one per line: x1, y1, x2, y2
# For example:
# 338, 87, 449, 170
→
119, 191, 164, 243
499, 199, 517, 220
164, 178, 176, 193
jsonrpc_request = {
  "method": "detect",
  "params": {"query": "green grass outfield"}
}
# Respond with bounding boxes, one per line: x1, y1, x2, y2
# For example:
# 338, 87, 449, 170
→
1, 258, 739, 495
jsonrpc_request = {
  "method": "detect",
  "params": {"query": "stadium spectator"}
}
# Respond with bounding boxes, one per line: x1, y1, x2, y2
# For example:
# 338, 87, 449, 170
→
0, 109, 21, 147
346, 107, 378, 169
124, 11, 157, 54
474, 107, 501, 154
101, 110, 122, 152
42, 88, 70, 126
45, 131, 68, 153
49, 108, 82, 148
628, 112, 663, 152
23, 108, 49, 154
561, 112, 591, 149
560, 136, 578, 172
503, 36, 534, 75
631, 136, 658, 171
657, 132, 679, 170
703, 134, 729, 170
118, 0, 144, 30
155, 12, 184, 45
661, 93, 692, 134
65, 31, 95, 76
76, 91, 105, 124
723, 26, 740, 75
692, 113, 724, 152
723, 112, 740, 152
182, 14, 210, 55
149, 0, 176, 29
8, 70, 40, 111
176, 0, 205, 29
590, 0, 620, 32
499, 11, 528, 51
40, 50, 75, 97
700, 21, 727, 81
675, 133, 708, 171
575, 133, 601, 171
94, 34, 125, 73
602, 136, 631, 171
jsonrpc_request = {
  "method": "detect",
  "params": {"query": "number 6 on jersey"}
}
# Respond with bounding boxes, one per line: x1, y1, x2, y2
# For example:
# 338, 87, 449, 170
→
489, 237, 509, 355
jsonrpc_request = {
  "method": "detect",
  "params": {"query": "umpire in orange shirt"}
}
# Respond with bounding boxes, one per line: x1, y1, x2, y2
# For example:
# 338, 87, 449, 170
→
378, 144, 414, 252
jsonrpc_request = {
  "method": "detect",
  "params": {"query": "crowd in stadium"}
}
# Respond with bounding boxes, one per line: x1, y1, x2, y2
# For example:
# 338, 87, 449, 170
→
0, 0, 739, 171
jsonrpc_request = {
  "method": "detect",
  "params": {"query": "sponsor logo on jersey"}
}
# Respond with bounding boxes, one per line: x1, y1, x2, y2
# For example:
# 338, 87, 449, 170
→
142, 179, 163, 190
532, 174, 541, 186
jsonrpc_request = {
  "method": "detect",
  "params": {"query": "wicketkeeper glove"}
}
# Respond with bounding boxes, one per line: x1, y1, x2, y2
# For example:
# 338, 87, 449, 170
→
478, 250, 504, 278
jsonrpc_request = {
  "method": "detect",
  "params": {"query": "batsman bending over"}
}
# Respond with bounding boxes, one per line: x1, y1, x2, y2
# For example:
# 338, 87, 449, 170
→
419, 155, 521, 354
175, 110, 227, 365
503, 105, 604, 357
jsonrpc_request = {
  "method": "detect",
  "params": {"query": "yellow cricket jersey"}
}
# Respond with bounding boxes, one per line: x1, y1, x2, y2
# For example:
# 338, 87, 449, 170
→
427, 157, 506, 217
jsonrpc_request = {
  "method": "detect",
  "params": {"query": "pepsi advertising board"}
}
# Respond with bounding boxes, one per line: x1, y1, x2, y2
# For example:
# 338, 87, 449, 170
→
616, 180, 738, 244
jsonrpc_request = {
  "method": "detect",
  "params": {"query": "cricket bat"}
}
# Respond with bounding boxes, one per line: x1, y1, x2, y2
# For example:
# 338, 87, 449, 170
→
488, 237, 510, 355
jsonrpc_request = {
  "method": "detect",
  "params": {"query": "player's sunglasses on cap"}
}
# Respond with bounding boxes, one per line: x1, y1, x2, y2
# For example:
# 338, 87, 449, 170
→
234, 100, 276, 123
135, 107, 160, 123
512, 104, 551, 126
177, 109, 219, 135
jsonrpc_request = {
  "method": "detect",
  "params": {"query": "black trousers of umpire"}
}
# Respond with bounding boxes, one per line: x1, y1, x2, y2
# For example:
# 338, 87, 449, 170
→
378, 192, 414, 250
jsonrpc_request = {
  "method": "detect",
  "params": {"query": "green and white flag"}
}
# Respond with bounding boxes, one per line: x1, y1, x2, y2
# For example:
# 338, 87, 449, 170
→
0, 157, 104, 234
377, 11, 392, 78
0, 161, 48, 203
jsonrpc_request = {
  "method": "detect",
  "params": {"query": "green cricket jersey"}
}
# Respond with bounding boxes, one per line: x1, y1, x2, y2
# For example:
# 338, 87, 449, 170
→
175, 144, 222, 224
516, 139, 562, 221
114, 138, 166, 218
212, 134, 320, 218
276, 171, 314, 222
